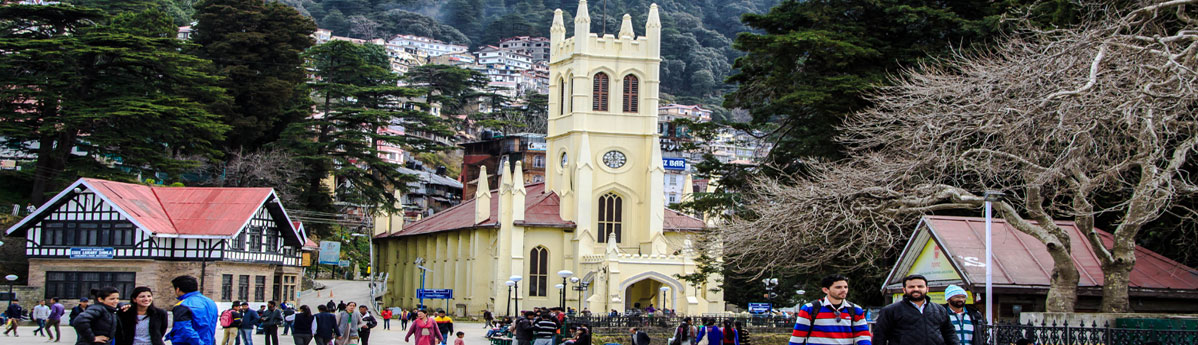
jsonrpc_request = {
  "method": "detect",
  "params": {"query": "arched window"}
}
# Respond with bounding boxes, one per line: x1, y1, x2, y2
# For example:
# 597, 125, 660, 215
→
558, 77, 566, 115
598, 192, 622, 243
529, 246, 549, 296
622, 74, 639, 113
592, 72, 609, 111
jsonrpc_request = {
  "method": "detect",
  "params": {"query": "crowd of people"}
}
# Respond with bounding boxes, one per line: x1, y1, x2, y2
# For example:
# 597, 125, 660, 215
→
0, 272, 997, 345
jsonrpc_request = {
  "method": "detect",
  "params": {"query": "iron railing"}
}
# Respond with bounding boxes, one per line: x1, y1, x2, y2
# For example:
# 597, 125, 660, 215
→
564, 314, 796, 333
979, 320, 1198, 345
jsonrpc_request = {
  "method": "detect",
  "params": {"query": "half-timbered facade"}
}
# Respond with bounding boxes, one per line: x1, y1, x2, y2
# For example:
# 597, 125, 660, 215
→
5, 178, 309, 307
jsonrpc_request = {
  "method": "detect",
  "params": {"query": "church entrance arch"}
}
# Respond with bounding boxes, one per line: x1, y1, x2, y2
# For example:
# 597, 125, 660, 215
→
619, 271, 683, 312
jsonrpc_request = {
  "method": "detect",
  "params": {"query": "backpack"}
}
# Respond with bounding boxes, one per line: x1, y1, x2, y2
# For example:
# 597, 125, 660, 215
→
798, 301, 858, 345
220, 309, 235, 328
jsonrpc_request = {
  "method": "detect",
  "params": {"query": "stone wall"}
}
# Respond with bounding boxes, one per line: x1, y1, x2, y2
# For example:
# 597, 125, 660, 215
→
27, 258, 302, 309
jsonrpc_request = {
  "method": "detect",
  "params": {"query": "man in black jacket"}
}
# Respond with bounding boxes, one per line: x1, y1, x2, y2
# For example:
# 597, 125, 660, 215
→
69, 298, 88, 324
511, 311, 536, 345
872, 274, 959, 345
942, 285, 983, 345
629, 327, 651, 345
261, 302, 283, 345
4, 299, 23, 336
357, 306, 377, 345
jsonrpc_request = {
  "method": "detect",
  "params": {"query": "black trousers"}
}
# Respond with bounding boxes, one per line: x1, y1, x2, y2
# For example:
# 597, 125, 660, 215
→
46, 319, 61, 340
359, 331, 370, 345
264, 325, 279, 345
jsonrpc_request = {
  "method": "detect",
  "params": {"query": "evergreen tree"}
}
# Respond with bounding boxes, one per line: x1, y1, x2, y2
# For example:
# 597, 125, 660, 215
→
0, 5, 229, 203
289, 41, 455, 225
191, 0, 316, 151
402, 64, 490, 116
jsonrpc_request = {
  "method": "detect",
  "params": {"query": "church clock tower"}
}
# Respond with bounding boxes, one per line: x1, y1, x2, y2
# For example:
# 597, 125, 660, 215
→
547, 1, 667, 256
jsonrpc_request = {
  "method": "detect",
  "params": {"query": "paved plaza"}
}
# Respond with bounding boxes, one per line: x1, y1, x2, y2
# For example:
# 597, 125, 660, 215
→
0, 321, 494, 345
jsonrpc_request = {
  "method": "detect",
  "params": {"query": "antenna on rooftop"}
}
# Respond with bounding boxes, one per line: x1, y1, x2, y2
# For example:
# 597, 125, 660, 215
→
602, 0, 608, 36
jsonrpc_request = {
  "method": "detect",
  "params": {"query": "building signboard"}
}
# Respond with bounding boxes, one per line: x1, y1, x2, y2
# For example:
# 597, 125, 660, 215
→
527, 142, 547, 151
747, 303, 771, 314
318, 241, 341, 265
663, 158, 686, 170
69, 247, 114, 259
417, 289, 453, 299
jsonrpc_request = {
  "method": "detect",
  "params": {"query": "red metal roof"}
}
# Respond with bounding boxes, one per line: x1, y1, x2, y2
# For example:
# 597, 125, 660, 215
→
380, 182, 706, 238
7, 178, 298, 241
908, 215, 1198, 292
153, 185, 275, 236
664, 208, 705, 231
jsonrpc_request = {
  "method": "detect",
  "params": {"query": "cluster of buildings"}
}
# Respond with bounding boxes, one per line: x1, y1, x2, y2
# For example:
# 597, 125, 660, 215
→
309, 30, 552, 97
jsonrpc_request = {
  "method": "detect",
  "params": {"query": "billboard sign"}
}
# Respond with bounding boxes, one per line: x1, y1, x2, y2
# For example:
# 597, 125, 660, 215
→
663, 158, 686, 171
318, 241, 341, 265
747, 303, 771, 314
69, 247, 114, 259
417, 289, 454, 299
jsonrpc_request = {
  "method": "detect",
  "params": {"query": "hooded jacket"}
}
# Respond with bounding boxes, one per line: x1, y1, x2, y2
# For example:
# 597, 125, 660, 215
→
167, 291, 218, 345
872, 296, 958, 345
72, 303, 119, 345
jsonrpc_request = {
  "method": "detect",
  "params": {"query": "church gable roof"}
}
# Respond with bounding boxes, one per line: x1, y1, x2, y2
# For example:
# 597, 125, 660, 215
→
380, 182, 708, 238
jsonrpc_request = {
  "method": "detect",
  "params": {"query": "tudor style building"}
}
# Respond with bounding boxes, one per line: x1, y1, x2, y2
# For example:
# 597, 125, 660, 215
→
4, 178, 309, 306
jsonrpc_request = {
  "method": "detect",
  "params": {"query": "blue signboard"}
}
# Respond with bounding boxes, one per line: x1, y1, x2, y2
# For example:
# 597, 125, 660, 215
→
338, 259, 351, 267
318, 241, 341, 265
70, 247, 114, 259
663, 158, 686, 171
417, 289, 454, 299
747, 303, 771, 314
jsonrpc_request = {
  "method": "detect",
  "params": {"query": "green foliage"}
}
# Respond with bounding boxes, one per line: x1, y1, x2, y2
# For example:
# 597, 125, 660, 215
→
66, 0, 197, 26
284, 0, 782, 101
289, 41, 456, 217
402, 64, 490, 115
191, 0, 316, 152
0, 5, 229, 203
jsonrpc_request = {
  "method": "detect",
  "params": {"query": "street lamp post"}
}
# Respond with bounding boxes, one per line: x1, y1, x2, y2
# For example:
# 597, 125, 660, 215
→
351, 233, 375, 305
573, 280, 589, 313
504, 281, 515, 317
762, 278, 778, 313
983, 190, 1004, 341
658, 286, 669, 312
509, 275, 522, 315
557, 270, 573, 310
5, 275, 17, 306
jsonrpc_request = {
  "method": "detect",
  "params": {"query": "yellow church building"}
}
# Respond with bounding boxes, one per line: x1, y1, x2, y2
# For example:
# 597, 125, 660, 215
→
373, 1, 725, 316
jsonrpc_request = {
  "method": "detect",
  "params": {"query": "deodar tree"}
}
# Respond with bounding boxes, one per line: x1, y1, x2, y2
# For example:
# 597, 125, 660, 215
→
723, 0, 1197, 313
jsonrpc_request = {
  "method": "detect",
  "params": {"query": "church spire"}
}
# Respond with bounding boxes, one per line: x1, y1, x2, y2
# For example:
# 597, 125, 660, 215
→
619, 14, 634, 39
575, 0, 591, 37
551, 9, 565, 44
646, 3, 661, 57
474, 165, 491, 224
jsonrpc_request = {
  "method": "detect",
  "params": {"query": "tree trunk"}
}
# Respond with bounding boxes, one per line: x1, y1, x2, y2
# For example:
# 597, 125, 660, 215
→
1044, 242, 1080, 312
30, 134, 60, 205
1100, 233, 1137, 312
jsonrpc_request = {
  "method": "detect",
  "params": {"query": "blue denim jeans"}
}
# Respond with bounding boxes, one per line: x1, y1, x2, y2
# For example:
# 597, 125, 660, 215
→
239, 329, 255, 345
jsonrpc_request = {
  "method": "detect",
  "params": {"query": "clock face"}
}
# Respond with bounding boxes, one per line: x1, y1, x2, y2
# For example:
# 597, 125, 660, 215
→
602, 150, 627, 169
561, 152, 568, 168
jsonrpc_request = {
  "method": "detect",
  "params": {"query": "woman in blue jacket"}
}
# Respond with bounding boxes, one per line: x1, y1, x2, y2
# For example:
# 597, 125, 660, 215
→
695, 318, 723, 345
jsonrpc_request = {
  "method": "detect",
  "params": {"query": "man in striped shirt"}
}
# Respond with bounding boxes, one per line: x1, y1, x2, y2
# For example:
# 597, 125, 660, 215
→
789, 275, 871, 345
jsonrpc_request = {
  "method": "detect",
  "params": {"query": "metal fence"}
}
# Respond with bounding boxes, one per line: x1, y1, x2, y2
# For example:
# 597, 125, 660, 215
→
979, 320, 1198, 345
565, 314, 796, 333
